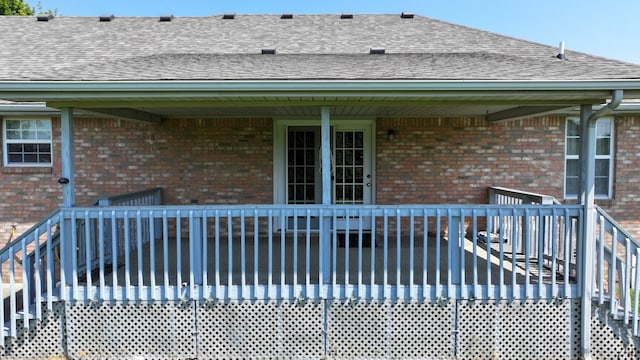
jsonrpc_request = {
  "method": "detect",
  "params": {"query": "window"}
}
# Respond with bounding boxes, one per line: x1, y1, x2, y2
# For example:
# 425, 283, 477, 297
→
565, 117, 613, 199
3, 118, 52, 166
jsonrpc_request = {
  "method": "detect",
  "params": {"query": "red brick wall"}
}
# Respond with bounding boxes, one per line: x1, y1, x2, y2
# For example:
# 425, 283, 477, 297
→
2, 114, 640, 245
375, 116, 567, 204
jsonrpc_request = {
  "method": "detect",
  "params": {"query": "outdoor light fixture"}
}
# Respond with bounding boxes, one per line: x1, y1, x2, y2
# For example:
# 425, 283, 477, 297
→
387, 129, 395, 140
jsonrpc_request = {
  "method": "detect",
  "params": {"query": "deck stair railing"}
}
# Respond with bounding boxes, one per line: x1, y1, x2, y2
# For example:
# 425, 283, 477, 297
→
593, 205, 640, 335
78, 187, 162, 270
487, 186, 572, 275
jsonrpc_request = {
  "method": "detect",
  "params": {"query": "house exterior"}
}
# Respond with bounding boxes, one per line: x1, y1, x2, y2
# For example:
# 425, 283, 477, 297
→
0, 13, 640, 359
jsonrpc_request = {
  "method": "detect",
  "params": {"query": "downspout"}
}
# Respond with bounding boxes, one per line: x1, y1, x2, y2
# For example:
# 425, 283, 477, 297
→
580, 89, 623, 360
588, 89, 623, 125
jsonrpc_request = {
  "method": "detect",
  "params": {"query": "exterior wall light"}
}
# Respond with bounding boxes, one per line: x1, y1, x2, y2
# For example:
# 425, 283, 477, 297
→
387, 129, 395, 140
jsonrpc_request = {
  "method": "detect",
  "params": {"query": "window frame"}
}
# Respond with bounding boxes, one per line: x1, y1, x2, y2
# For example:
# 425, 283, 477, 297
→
564, 117, 614, 199
2, 117, 53, 167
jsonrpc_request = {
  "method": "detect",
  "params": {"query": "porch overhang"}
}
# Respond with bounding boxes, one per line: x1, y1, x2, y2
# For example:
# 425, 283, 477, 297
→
1, 79, 640, 121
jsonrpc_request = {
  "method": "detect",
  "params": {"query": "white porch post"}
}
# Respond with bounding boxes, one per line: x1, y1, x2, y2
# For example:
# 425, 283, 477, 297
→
320, 106, 332, 284
60, 107, 75, 287
579, 103, 595, 359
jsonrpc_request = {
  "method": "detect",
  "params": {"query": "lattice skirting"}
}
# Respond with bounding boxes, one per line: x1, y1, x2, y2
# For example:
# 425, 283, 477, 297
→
4, 299, 640, 359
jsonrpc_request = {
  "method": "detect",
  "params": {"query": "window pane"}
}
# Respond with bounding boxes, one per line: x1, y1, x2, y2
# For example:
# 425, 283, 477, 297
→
567, 119, 580, 136
36, 130, 51, 140
596, 138, 610, 155
566, 159, 579, 177
596, 119, 611, 137
5, 120, 20, 130
595, 159, 610, 177
6, 130, 20, 140
566, 138, 579, 156
22, 130, 36, 140
565, 178, 578, 197
595, 177, 609, 197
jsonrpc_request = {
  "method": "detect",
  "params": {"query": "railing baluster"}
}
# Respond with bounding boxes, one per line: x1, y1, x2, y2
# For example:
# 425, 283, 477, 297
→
422, 209, 428, 300
563, 209, 571, 298
98, 211, 105, 301
357, 208, 364, 297
84, 211, 92, 301
214, 210, 220, 300
149, 211, 156, 301
9, 246, 16, 337
550, 211, 557, 299
435, 210, 442, 299
21, 238, 29, 328
305, 209, 311, 295
345, 208, 350, 288
124, 212, 131, 301
625, 238, 631, 324
633, 247, 640, 335
267, 209, 273, 298
280, 209, 286, 298
511, 212, 517, 300
163, 211, 169, 300
175, 211, 183, 298
498, 209, 505, 300
383, 209, 389, 300
34, 227, 42, 321
332, 209, 338, 298
524, 209, 531, 300
242, 210, 247, 298
71, 211, 79, 301
254, 210, 260, 295
227, 210, 233, 291
0, 258, 4, 347
598, 214, 605, 304
293, 208, 299, 297
396, 208, 401, 300
471, 210, 478, 298
136, 211, 144, 296
371, 211, 376, 301
202, 211, 210, 296
46, 218, 54, 312
111, 211, 118, 301
611, 228, 618, 316
409, 209, 415, 295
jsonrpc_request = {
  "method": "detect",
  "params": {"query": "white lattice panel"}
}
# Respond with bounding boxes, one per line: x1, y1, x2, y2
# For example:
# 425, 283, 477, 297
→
591, 305, 640, 359
327, 300, 455, 359
65, 302, 195, 359
197, 300, 323, 359
3, 302, 66, 359
457, 299, 580, 359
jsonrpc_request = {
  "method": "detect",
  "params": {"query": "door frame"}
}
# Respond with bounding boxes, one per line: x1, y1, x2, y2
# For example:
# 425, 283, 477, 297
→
273, 118, 376, 207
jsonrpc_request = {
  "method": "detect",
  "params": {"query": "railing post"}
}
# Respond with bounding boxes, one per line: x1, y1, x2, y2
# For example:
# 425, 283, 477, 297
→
448, 212, 462, 289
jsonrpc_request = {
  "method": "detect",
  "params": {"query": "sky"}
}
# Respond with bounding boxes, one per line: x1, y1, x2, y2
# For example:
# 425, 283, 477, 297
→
35, 0, 640, 64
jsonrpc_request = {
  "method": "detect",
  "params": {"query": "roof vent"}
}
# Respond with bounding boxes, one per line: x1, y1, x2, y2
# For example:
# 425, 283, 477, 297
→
340, 13, 354, 19
222, 13, 235, 19
261, 48, 276, 55
556, 40, 567, 60
159, 14, 174, 22
400, 12, 414, 19
370, 47, 385, 54
280, 13, 293, 19
36, 14, 54, 21
99, 14, 115, 22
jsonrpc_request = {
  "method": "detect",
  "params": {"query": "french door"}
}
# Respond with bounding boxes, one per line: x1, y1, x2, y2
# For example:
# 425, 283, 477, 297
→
284, 123, 373, 230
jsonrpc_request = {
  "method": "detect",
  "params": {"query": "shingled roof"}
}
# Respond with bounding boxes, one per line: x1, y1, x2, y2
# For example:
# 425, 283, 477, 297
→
1, 14, 639, 81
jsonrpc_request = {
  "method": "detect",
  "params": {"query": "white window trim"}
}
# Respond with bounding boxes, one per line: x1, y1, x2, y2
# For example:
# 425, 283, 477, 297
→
564, 117, 614, 199
2, 117, 53, 167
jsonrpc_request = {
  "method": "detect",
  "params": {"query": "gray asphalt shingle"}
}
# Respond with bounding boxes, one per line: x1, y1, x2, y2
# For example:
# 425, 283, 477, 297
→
0, 14, 638, 81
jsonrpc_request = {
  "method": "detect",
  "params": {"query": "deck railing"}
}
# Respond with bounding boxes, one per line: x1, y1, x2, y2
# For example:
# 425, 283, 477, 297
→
1, 202, 586, 342
593, 205, 640, 335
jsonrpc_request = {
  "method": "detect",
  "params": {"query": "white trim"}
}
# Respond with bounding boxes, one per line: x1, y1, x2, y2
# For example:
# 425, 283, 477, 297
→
564, 117, 614, 199
2, 117, 53, 167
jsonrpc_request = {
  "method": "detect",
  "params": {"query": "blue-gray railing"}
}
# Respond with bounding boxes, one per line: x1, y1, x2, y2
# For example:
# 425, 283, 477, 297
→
593, 205, 640, 335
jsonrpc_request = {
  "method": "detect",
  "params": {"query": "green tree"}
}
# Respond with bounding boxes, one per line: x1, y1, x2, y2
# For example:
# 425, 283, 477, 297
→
0, 0, 34, 15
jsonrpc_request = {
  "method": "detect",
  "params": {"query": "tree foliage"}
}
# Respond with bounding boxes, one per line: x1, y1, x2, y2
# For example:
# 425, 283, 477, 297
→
0, 0, 34, 15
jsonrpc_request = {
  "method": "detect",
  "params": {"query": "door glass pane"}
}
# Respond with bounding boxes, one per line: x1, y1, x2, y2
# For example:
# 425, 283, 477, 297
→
334, 130, 365, 204
287, 128, 316, 204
